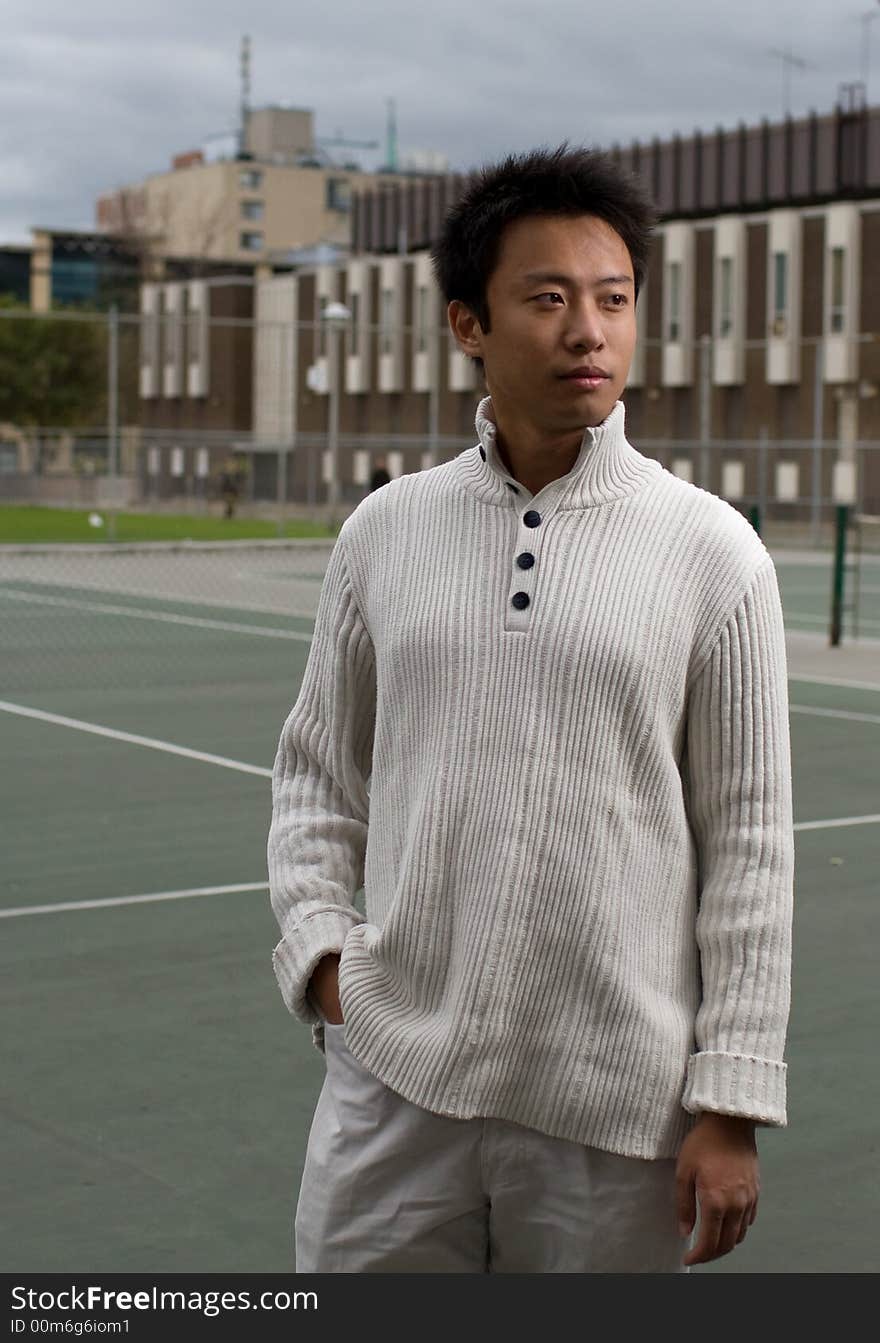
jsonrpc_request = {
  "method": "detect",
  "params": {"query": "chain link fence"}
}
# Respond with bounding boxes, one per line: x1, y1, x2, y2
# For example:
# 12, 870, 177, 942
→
1, 304, 878, 554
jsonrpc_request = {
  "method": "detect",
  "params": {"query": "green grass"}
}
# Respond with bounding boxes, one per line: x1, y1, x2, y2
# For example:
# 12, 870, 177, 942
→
0, 505, 341, 544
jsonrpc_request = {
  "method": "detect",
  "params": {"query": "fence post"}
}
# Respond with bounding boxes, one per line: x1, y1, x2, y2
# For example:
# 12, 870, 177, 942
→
830, 503, 849, 647
327, 323, 342, 531
276, 320, 288, 538
107, 303, 119, 541
698, 333, 712, 490
428, 318, 440, 467
811, 337, 824, 547
306, 439, 316, 511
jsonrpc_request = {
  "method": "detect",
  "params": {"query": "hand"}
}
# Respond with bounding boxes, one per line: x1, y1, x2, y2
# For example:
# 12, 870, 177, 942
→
308, 953, 343, 1025
676, 1112, 760, 1266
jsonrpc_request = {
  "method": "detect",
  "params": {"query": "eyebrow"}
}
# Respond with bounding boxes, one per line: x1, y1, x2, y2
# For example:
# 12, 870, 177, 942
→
519, 271, 634, 288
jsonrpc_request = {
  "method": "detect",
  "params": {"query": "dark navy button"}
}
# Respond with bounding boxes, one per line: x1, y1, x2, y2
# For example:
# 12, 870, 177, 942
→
505, 481, 519, 493
512, 591, 530, 609
479, 447, 486, 461
523, 510, 542, 527
516, 552, 535, 569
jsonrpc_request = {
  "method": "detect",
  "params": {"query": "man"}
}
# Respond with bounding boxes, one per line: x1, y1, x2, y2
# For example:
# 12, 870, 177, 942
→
267, 143, 794, 1273
368, 455, 392, 493
219, 457, 241, 519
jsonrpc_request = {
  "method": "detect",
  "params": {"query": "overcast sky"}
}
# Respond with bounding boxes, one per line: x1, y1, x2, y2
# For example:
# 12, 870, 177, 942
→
1, 0, 874, 244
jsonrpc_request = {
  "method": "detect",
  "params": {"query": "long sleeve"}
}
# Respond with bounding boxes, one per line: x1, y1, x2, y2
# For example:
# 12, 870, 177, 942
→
680, 556, 794, 1126
267, 533, 376, 1025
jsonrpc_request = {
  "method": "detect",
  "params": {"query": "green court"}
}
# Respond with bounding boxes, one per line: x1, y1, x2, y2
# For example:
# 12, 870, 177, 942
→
1, 541, 878, 1273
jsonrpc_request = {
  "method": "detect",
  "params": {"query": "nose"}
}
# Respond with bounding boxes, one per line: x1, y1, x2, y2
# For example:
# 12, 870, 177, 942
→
564, 297, 605, 351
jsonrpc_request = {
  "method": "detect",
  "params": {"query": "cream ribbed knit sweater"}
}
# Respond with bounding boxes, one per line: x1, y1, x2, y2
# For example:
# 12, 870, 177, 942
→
268, 395, 794, 1160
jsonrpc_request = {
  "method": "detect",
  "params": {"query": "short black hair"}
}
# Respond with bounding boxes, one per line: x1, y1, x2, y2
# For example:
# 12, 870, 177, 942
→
430, 141, 657, 372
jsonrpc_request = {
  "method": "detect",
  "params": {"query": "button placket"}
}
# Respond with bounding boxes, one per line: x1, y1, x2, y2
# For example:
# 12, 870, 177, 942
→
506, 507, 545, 628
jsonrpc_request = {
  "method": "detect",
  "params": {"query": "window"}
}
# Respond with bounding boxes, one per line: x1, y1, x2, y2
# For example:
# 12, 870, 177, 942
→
239, 169, 263, 190
380, 288, 394, 355
772, 251, 788, 336
667, 261, 681, 342
165, 305, 179, 368
140, 290, 160, 393
241, 199, 264, 221
316, 295, 328, 358
347, 291, 360, 357
240, 231, 263, 252
718, 256, 733, 338
416, 284, 429, 354
830, 246, 845, 334
326, 178, 351, 213
141, 316, 157, 367
188, 308, 201, 363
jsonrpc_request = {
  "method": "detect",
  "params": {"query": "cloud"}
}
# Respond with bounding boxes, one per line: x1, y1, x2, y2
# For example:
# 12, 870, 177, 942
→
0, 0, 862, 243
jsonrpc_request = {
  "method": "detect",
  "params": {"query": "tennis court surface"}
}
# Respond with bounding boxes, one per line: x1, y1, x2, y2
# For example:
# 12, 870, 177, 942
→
2, 540, 878, 1272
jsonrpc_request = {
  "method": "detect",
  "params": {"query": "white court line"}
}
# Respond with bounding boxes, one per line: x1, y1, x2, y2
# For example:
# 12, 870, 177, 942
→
789, 703, 880, 726
794, 813, 880, 833
4, 587, 880, 671
2, 695, 877, 790
0, 881, 268, 923
0, 882, 269, 920
0, 587, 312, 642
785, 608, 880, 632
0, 700, 273, 778
2, 691, 878, 928
2, 809, 879, 922
789, 674, 880, 693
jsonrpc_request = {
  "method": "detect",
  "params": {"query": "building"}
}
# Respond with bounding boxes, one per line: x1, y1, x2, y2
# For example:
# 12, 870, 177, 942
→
97, 106, 437, 269
27, 229, 144, 311
350, 97, 880, 455
0, 245, 31, 304
136, 97, 880, 520
23, 227, 270, 313
137, 276, 255, 502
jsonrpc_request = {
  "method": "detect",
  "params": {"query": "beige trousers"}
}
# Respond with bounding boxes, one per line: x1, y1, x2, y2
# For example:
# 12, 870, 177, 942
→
295, 1021, 689, 1273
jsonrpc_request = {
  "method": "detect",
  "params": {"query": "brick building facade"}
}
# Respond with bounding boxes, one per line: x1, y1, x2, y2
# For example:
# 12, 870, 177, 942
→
138, 99, 880, 517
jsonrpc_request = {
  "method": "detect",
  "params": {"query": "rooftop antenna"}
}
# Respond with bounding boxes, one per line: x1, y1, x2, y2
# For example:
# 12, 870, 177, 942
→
240, 35, 251, 156
768, 45, 811, 118
386, 97, 398, 172
852, 6, 880, 98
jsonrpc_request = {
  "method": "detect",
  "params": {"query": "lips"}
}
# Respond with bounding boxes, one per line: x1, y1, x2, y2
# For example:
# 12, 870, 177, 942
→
561, 369, 611, 390
562, 367, 610, 379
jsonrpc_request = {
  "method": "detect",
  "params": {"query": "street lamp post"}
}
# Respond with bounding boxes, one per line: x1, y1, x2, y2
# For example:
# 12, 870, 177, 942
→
322, 300, 352, 532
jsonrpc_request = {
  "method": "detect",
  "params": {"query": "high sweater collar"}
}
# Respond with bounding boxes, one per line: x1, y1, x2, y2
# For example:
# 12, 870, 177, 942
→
453, 394, 662, 511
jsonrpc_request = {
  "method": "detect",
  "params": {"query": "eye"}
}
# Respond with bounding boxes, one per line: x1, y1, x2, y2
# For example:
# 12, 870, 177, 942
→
605, 293, 628, 307
535, 292, 564, 304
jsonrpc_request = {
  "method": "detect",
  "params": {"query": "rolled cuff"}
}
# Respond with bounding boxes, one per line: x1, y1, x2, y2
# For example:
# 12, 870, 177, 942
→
271, 906, 365, 1026
682, 1050, 787, 1127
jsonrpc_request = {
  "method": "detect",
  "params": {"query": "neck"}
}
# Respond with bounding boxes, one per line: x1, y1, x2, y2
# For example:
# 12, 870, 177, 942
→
492, 404, 597, 496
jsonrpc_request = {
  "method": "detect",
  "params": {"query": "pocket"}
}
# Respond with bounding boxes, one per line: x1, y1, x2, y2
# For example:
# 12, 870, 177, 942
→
321, 1021, 393, 1128
313, 1018, 345, 1057
323, 1020, 347, 1049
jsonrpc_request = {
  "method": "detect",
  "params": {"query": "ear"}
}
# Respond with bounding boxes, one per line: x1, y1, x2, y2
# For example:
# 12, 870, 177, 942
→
447, 300, 484, 360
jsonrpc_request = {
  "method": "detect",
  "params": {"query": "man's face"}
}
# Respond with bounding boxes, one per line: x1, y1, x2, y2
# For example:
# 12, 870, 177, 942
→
451, 212, 638, 431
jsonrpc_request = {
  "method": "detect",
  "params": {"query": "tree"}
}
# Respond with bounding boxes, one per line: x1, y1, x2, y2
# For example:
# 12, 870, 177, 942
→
0, 294, 107, 429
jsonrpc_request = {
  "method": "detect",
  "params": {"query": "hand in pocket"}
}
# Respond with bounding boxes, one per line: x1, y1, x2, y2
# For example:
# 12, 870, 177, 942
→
309, 952, 344, 1024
